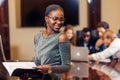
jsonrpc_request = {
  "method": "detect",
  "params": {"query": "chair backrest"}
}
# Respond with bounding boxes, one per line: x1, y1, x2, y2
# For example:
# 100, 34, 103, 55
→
0, 35, 6, 62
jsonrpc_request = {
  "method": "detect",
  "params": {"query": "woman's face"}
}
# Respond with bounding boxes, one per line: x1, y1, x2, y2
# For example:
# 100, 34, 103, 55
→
45, 10, 64, 32
66, 29, 74, 40
103, 38, 112, 47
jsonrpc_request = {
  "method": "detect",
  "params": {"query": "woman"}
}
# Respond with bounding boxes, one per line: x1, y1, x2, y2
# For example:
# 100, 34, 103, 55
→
34, 4, 71, 80
62, 24, 76, 80
63, 24, 76, 46
88, 30, 120, 61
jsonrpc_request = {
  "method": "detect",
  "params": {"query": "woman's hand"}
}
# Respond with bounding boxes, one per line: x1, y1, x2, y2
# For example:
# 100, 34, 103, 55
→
88, 55, 93, 60
95, 39, 103, 50
34, 65, 52, 74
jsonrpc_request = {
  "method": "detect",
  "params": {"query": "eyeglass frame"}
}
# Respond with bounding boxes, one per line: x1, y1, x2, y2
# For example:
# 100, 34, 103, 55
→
47, 16, 65, 22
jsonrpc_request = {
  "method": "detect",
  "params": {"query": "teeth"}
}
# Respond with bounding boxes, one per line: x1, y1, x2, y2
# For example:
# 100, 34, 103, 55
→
55, 25, 60, 28
54, 24, 61, 28
55, 25, 59, 26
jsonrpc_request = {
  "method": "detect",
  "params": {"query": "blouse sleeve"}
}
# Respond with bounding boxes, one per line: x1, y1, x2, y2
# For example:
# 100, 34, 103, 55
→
51, 42, 71, 73
91, 38, 120, 60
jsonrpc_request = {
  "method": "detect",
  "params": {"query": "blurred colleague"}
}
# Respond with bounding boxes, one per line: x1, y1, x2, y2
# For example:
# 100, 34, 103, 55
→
88, 30, 120, 61
77, 27, 96, 54
63, 24, 76, 46
95, 21, 109, 52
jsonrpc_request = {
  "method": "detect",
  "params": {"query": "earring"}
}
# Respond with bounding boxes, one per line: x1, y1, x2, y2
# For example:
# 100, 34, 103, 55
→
44, 22, 47, 28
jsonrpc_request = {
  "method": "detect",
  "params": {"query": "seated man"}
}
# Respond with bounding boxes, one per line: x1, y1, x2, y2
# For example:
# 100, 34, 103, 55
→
76, 27, 97, 54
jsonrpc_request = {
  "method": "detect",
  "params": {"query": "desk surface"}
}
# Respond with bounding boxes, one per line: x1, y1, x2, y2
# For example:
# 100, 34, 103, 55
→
1, 60, 120, 80
66, 60, 120, 80
82, 60, 120, 80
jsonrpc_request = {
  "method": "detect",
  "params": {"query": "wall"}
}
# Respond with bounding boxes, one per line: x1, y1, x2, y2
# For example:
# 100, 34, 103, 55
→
101, 0, 120, 33
9, 0, 43, 60
8, 0, 120, 60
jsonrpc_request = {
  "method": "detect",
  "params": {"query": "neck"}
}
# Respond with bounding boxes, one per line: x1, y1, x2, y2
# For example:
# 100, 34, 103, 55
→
46, 29, 54, 35
43, 27, 54, 38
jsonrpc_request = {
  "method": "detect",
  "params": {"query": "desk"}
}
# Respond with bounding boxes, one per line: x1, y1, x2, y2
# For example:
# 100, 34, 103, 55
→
67, 60, 120, 80
1, 60, 120, 80
85, 60, 120, 80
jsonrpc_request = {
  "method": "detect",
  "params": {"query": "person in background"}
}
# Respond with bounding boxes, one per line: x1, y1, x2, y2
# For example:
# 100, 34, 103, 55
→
88, 30, 120, 61
77, 27, 96, 54
34, 4, 71, 80
62, 24, 79, 80
117, 29, 120, 38
63, 24, 76, 46
95, 21, 109, 52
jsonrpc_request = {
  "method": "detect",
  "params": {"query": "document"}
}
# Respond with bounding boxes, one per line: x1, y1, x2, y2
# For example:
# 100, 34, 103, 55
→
2, 62, 36, 76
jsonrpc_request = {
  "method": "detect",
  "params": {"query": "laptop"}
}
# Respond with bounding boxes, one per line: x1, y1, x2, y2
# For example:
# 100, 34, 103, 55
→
70, 46, 89, 62
69, 46, 89, 78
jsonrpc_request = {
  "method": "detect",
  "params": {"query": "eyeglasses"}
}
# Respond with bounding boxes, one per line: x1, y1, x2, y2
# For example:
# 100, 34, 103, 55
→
48, 16, 65, 22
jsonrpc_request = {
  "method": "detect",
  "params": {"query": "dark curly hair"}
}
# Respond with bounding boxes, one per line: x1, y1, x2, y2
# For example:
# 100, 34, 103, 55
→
45, 4, 64, 16
97, 21, 109, 30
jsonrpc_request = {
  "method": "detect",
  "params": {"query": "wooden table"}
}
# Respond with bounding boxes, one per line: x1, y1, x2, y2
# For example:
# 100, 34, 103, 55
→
66, 59, 120, 80
84, 59, 120, 80
1, 60, 120, 80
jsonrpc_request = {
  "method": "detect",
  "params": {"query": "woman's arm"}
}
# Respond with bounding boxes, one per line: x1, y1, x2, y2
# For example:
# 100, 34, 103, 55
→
51, 42, 71, 73
95, 38, 104, 50
89, 38, 120, 60
51, 33, 71, 73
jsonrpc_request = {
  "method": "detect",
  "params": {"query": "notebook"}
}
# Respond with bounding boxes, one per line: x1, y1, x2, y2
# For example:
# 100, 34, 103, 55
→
71, 46, 89, 62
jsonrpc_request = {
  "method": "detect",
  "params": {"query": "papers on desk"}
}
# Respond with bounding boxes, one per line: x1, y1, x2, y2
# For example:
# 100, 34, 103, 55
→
2, 62, 36, 76
97, 59, 111, 63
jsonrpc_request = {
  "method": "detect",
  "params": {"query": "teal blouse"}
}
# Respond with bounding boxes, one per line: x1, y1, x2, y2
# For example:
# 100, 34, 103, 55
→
34, 31, 71, 74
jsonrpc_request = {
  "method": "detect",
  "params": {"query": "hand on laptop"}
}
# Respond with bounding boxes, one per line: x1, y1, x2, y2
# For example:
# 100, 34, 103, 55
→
88, 55, 93, 60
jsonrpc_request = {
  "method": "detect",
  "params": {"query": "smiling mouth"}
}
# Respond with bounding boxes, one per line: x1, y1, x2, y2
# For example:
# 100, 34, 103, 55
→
55, 25, 61, 29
